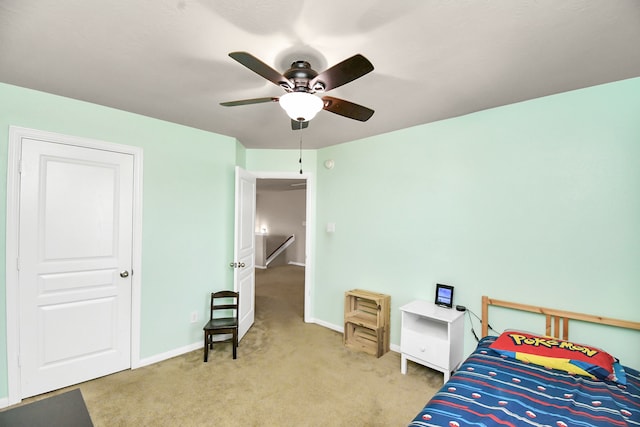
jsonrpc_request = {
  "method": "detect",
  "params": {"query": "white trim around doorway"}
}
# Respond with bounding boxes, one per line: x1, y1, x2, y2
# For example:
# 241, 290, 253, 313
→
252, 171, 315, 324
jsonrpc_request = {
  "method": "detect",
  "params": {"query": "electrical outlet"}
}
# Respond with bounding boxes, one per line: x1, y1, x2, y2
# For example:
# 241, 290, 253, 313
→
190, 311, 198, 323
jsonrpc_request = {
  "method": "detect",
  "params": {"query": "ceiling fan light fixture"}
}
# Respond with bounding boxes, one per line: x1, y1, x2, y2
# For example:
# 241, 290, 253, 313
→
279, 92, 324, 121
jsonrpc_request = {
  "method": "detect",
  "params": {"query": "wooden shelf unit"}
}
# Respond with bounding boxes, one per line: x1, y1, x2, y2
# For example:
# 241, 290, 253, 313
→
344, 289, 390, 357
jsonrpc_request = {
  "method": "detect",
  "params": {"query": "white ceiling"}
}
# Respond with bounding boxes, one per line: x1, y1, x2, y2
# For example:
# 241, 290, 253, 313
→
1, 1, 639, 150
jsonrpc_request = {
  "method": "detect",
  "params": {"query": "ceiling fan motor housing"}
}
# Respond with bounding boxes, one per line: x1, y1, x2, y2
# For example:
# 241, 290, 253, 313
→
284, 61, 320, 93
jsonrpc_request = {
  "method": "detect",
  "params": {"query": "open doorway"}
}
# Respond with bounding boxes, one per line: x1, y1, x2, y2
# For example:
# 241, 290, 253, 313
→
255, 178, 307, 321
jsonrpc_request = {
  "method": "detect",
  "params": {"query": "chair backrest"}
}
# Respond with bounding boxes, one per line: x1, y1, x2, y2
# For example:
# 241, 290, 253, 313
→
210, 290, 239, 321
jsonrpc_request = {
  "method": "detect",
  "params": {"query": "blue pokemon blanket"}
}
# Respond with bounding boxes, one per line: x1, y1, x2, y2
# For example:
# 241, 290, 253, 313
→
409, 336, 640, 427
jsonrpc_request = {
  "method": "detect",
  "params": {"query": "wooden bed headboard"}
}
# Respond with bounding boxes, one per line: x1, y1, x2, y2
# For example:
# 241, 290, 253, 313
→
481, 295, 640, 340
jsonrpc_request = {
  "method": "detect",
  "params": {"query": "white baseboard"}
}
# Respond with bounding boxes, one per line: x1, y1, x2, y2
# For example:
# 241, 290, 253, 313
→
136, 341, 201, 368
311, 318, 343, 333
0, 397, 9, 409
287, 261, 305, 267
136, 320, 340, 370
255, 265, 267, 269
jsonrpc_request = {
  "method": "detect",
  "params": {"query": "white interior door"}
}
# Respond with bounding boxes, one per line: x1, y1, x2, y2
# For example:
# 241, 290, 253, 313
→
18, 138, 134, 398
234, 167, 256, 340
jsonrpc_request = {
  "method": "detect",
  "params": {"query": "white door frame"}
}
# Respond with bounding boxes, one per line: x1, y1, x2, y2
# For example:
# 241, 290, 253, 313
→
252, 171, 315, 323
4, 126, 144, 405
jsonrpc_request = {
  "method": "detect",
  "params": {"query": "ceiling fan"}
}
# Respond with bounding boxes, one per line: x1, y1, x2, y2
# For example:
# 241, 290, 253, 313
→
220, 51, 375, 130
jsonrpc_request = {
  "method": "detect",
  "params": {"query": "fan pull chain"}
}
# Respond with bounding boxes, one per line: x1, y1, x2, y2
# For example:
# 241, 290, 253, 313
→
298, 120, 303, 174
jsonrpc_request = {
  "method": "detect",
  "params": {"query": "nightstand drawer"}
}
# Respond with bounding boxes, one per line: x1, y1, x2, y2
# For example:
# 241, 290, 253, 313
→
401, 329, 448, 368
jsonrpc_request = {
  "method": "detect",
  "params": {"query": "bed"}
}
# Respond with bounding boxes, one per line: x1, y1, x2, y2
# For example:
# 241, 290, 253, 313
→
409, 296, 640, 427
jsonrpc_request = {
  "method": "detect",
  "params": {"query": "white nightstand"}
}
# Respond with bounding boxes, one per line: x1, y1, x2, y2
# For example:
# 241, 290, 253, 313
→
400, 300, 464, 382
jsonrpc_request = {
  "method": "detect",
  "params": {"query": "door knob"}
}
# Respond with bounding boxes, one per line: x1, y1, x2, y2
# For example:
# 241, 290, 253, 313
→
229, 262, 237, 268
120, 270, 129, 278
239, 262, 245, 268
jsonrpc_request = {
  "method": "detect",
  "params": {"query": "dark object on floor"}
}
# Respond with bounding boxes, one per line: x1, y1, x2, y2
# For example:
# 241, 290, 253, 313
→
0, 389, 93, 427
203, 290, 239, 361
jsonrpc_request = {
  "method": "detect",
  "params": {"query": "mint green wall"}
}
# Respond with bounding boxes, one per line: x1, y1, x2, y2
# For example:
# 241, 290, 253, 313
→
314, 78, 640, 369
0, 83, 237, 399
235, 140, 247, 168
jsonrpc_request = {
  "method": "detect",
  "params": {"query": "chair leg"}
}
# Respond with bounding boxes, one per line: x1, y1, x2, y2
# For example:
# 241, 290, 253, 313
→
232, 331, 237, 359
203, 331, 208, 362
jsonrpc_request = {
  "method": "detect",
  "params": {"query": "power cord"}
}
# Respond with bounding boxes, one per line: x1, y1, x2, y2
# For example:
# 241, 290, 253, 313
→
464, 307, 498, 342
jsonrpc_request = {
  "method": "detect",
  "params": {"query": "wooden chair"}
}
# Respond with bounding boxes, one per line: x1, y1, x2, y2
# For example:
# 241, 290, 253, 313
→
203, 290, 239, 361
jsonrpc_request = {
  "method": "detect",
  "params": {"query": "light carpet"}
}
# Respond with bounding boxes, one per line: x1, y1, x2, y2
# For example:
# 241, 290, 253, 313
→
9, 265, 442, 426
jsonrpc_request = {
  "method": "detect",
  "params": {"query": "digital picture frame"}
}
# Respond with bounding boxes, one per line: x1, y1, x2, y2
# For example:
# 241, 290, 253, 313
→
435, 283, 454, 308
